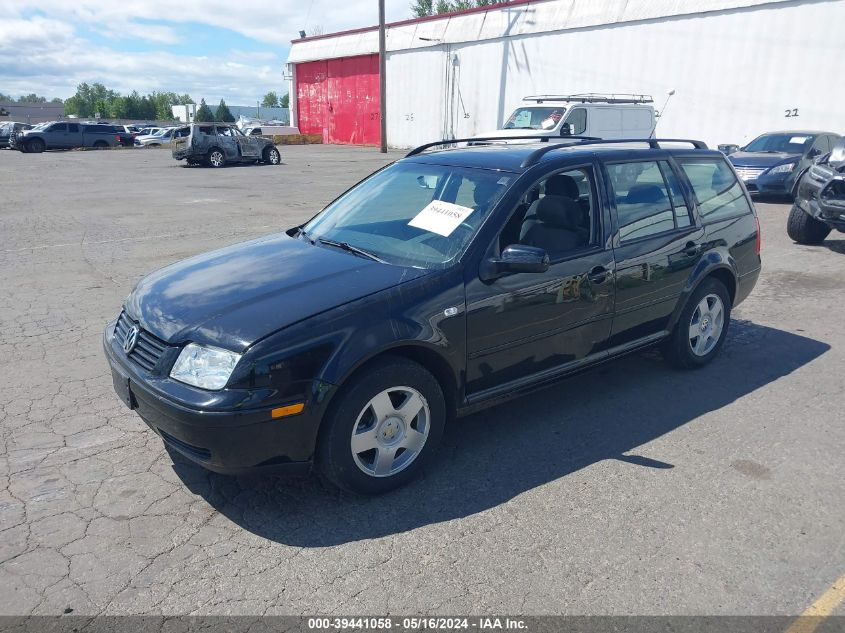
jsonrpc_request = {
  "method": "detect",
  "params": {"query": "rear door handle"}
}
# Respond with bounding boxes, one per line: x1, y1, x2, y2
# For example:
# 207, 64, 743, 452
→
588, 266, 609, 284
683, 241, 701, 257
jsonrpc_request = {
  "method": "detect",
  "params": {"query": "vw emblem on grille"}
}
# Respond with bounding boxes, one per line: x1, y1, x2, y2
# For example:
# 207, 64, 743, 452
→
123, 325, 140, 354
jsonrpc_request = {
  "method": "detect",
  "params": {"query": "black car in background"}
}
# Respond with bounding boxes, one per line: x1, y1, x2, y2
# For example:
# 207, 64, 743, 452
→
726, 131, 841, 197
0, 121, 33, 148
104, 137, 761, 494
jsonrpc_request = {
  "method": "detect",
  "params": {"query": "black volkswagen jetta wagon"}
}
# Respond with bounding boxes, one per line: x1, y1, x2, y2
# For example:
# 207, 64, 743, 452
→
104, 137, 761, 494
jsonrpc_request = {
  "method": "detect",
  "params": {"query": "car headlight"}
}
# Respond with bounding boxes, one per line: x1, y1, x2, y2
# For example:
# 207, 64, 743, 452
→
768, 162, 797, 174
170, 343, 241, 390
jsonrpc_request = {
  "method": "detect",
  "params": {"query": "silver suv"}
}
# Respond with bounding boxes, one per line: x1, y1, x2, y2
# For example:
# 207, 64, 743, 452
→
172, 123, 281, 168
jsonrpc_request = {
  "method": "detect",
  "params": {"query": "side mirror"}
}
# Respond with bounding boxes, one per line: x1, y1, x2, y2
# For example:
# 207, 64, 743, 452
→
561, 123, 572, 137
416, 175, 438, 189
480, 244, 550, 281
718, 143, 740, 155
807, 147, 822, 158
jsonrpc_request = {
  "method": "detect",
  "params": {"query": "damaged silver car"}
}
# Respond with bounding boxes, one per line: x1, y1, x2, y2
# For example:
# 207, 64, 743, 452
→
172, 123, 281, 168
787, 138, 845, 244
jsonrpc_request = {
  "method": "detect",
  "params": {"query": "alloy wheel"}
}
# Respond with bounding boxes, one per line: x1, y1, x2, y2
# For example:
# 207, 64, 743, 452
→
688, 293, 725, 357
350, 386, 430, 477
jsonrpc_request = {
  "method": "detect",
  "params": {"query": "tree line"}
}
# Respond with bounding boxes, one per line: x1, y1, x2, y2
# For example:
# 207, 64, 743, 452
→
4, 84, 290, 121
0, 93, 63, 104
410, 0, 507, 17
61, 83, 193, 120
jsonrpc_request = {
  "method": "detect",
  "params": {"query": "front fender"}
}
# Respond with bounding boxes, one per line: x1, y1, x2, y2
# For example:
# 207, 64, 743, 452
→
234, 268, 466, 417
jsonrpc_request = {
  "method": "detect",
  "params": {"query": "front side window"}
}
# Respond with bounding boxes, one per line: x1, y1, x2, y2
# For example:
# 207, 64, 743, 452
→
48, 123, 67, 133
513, 167, 596, 259
677, 158, 753, 223
304, 162, 513, 268
217, 126, 234, 137
564, 108, 587, 135
607, 161, 684, 242
504, 107, 564, 131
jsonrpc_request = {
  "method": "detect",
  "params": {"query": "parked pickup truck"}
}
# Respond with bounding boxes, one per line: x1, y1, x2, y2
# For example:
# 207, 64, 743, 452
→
10, 122, 128, 152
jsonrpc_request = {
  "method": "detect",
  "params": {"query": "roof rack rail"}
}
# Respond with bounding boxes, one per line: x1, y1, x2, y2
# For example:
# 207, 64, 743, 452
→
405, 135, 600, 157
519, 138, 708, 168
522, 93, 654, 105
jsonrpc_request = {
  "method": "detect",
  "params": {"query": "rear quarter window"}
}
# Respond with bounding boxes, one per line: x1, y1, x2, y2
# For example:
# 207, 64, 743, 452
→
677, 158, 753, 223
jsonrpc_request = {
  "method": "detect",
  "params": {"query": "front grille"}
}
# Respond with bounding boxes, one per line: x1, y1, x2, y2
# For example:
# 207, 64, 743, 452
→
114, 311, 168, 372
158, 429, 212, 461
734, 167, 766, 181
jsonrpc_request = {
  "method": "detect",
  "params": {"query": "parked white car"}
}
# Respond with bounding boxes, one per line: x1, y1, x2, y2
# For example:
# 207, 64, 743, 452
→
474, 94, 656, 141
134, 127, 188, 147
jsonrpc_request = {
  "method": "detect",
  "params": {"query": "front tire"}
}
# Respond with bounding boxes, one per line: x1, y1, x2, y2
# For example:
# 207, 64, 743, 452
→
787, 204, 830, 245
28, 139, 45, 153
663, 278, 731, 369
317, 357, 445, 494
207, 148, 225, 168
263, 146, 281, 165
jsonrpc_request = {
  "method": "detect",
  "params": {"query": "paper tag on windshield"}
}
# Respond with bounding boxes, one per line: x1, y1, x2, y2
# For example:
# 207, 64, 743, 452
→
790, 136, 809, 144
408, 200, 474, 237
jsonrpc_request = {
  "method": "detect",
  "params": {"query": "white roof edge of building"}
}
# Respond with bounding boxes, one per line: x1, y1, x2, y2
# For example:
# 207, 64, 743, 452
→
286, 0, 794, 64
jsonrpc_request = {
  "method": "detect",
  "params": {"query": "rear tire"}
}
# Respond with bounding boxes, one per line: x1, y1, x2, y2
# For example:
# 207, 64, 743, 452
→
93, 141, 108, 149
28, 139, 45, 153
207, 148, 225, 168
787, 204, 830, 245
662, 278, 731, 369
317, 357, 445, 495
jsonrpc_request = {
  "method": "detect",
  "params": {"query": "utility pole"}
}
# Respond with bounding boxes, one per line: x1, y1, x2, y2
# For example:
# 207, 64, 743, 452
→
378, 0, 387, 152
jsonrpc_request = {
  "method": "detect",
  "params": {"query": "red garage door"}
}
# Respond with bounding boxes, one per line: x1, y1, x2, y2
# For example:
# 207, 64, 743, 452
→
295, 54, 380, 146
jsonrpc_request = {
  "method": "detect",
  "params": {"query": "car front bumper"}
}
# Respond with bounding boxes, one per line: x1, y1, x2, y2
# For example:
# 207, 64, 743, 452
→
754, 169, 797, 194
103, 321, 330, 475
797, 197, 845, 232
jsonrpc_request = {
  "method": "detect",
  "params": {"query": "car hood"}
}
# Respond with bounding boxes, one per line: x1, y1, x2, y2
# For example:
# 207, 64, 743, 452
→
124, 232, 429, 351
728, 151, 800, 168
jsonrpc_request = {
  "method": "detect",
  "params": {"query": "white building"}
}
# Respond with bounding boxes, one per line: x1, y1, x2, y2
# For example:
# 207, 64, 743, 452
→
171, 103, 197, 123
286, 0, 845, 149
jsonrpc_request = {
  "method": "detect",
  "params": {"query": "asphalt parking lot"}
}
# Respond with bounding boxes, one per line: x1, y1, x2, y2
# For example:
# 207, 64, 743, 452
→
0, 145, 843, 617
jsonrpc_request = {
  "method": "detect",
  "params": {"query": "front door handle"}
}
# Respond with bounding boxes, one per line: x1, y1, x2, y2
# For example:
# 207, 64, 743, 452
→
682, 241, 701, 257
588, 266, 609, 284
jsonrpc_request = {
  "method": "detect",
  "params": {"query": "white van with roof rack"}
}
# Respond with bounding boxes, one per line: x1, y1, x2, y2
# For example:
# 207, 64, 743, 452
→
474, 94, 656, 141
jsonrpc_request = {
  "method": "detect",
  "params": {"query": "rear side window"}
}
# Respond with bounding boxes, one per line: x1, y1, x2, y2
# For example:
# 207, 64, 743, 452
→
198, 126, 215, 135
606, 160, 690, 242
677, 158, 753, 223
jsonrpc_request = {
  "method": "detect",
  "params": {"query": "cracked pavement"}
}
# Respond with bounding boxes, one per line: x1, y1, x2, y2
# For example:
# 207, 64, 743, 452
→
0, 146, 843, 616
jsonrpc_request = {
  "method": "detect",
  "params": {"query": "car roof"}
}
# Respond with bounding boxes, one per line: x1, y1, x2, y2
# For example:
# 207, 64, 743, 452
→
403, 140, 721, 173
756, 130, 837, 136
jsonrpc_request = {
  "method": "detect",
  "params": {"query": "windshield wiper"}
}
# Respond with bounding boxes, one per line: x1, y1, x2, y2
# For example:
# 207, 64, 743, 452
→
297, 227, 315, 244
317, 238, 386, 263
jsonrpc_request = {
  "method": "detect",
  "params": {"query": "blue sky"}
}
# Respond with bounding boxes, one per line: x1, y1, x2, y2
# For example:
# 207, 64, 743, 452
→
0, 0, 410, 104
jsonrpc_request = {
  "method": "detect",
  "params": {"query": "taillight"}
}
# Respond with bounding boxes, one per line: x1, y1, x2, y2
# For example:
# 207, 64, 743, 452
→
115, 135, 121, 142
755, 216, 761, 255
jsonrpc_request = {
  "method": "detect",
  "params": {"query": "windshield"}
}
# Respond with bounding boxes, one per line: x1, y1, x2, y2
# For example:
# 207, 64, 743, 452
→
503, 106, 565, 130
30, 122, 50, 131
303, 162, 513, 269
744, 133, 815, 153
